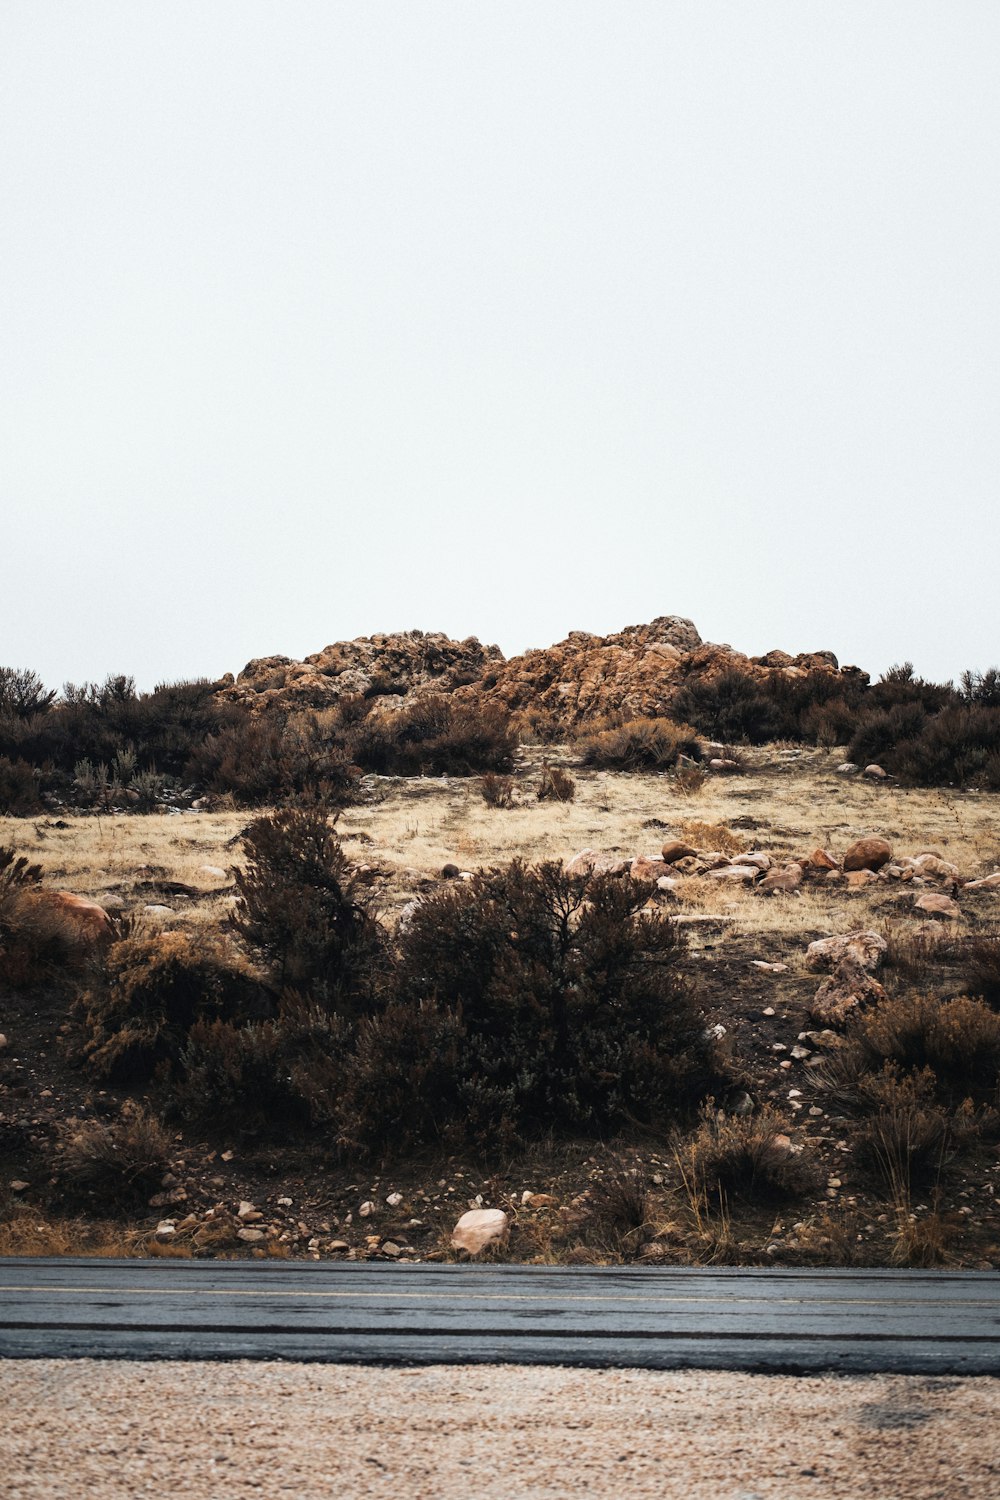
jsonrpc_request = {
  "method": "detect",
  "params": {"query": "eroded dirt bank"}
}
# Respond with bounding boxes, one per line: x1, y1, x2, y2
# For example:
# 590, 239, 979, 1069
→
2, 1360, 998, 1499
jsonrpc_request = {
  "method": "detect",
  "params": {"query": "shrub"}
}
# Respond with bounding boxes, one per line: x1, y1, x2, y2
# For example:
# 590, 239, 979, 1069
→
57, 1104, 171, 1211
963, 930, 1000, 1008
346, 695, 516, 775
338, 999, 466, 1153
80, 928, 270, 1084
849, 1069, 955, 1192
585, 1159, 652, 1257
889, 707, 1000, 789
851, 992, 1000, 1100
674, 1105, 819, 1203
577, 717, 701, 771
231, 807, 385, 1005
392, 858, 723, 1145
0, 756, 41, 815
186, 712, 356, 806
480, 773, 515, 809
0, 668, 55, 719
0, 845, 93, 988
536, 765, 576, 802
670, 671, 786, 744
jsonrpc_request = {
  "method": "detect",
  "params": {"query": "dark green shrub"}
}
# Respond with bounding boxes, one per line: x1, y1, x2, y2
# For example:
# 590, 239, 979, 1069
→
231, 807, 385, 1005
176, 996, 350, 1131
338, 999, 465, 1152
186, 711, 355, 805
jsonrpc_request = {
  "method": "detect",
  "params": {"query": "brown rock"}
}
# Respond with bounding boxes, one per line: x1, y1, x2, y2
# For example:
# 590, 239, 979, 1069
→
805, 848, 838, 872
914, 892, 961, 920
810, 957, 887, 1027
22, 890, 111, 944
661, 840, 698, 865
843, 837, 892, 872
845, 869, 876, 888
630, 856, 669, 882
759, 863, 803, 895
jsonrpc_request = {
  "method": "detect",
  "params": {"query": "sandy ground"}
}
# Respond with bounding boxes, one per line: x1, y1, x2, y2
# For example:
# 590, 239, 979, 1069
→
2, 1361, 998, 1499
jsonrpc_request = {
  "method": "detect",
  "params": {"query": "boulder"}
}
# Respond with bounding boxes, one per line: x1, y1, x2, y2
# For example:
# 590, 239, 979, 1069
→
565, 850, 628, 878
22, 890, 111, 944
965, 872, 1000, 891
810, 957, 886, 1027
914, 892, 962, 920
805, 848, 839, 872
863, 764, 888, 780
706, 865, 759, 883
451, 1208, 509, 1257
630, 855, 669, 882
843, 837, 892, 872
661, 840, 698, 865
759, 862, 804, 895
806, 931, 887, 972
910, 854, 961, 883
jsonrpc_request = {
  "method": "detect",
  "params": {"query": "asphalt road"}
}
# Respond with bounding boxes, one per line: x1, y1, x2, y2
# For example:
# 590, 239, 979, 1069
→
1, 1258, 998, 1373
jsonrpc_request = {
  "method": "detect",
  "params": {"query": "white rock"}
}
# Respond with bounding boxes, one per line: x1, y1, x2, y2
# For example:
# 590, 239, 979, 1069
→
237, 1200, 256, 1220
805, 931, 887, 972
450, 1208, 509, 1256
144, 904, 173, 916
198, 864, 228, 881
386, 1192, 403, 1207
359, 1201, 376, 1218
237, 1227, 266, 1243
836, 763, 858, 775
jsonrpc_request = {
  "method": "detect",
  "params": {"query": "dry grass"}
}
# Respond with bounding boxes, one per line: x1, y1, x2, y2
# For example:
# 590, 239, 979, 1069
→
3, 745, 999, 944
0, 1204, 136, 1258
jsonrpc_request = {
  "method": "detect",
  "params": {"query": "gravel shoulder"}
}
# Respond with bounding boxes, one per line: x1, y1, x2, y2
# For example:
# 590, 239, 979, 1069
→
3, 1359, 999, 1499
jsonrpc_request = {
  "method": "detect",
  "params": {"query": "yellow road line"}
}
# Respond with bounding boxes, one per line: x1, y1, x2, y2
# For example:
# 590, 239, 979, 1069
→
0, 1286, 991, 1307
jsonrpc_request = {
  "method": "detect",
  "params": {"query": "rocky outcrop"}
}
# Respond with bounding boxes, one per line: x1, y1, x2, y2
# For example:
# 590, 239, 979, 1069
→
218, 616, 860, 731
221, 630, 504, 714
464, 618, 853, 729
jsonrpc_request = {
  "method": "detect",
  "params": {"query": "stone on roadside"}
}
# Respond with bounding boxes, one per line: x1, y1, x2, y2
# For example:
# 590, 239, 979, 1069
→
451, 1208, 509, 1256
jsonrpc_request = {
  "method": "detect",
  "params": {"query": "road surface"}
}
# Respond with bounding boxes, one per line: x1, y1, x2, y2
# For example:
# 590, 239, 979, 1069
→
1, 1258, 997, 1373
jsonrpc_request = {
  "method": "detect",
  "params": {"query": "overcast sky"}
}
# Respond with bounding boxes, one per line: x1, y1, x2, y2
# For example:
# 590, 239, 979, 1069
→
2, 3, 997, 691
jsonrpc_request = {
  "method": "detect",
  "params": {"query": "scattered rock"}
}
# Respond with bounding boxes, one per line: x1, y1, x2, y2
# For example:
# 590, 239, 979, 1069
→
805, 848, 839, 872
843, 837, 892, 872
863, 764, 888, 779
759, 862, 803, 895
9, 1180, 29, 1193
806, 931, 887, 972
237, 1227, 266, 1243
810, 956, 886, 1027
661, 840, 698, 865
914, 892, 961, 920
836, 762, 858, 775
451, 1208, 509, 1256
965, 872, 1000, 891
564, 850, 628, 878
630, 855, 668, 882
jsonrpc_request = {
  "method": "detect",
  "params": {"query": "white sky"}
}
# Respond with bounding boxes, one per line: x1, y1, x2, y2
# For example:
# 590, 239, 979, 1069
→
2, 3, 998, 691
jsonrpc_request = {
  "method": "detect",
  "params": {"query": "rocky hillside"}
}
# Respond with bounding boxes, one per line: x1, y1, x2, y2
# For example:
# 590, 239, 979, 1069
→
220, 616, 864, 732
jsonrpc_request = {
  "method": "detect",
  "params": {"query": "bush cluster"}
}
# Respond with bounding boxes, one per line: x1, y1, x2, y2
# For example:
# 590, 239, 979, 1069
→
72, 811, 725, 1153
665, 661, 1000, 787
0, 667, 519, 809
576, 717, 701, 771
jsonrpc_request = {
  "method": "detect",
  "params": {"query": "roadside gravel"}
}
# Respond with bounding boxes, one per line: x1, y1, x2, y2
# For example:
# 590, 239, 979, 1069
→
2, 1360, 998, 1498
